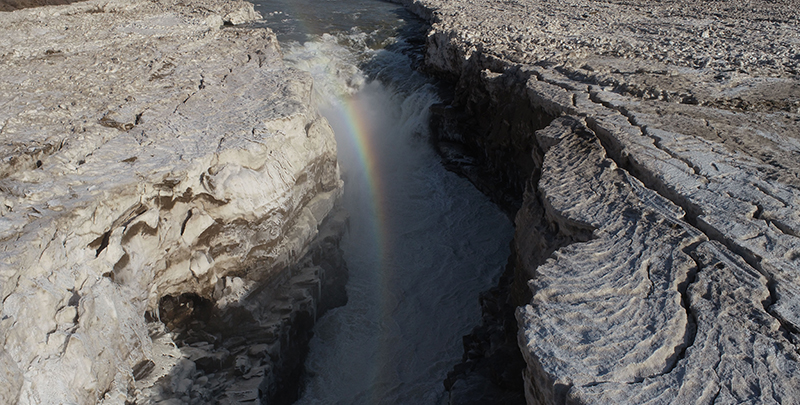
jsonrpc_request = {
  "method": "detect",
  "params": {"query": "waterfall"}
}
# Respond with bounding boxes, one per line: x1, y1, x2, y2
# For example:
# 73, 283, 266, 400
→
250, 2, 514, 403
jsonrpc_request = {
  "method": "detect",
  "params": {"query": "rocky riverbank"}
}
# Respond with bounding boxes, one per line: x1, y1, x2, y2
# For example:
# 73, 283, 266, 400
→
396, 0, 800, 403
0, 0, 346, 403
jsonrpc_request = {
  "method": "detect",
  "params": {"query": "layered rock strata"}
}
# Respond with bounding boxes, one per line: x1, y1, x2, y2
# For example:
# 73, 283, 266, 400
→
397, 0, 800, 403
0, 0, 344, 403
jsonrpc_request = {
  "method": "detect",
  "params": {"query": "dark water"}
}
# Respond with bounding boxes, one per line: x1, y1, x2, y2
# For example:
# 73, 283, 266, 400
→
249, 1, 514, 403
253, 0, 412, 46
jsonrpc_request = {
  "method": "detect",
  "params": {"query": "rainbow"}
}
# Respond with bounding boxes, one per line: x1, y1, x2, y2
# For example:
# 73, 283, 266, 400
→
334, 92, 387, 258
265, 1, 408, 398
325, 87, 402, 401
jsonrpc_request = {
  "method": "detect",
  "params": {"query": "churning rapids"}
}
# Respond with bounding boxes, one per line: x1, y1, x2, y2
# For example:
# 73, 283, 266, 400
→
250, 1, 513, 403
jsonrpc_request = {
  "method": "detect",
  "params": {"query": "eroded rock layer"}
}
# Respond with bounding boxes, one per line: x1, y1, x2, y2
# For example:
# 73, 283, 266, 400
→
397, 0, 800, 403
0, 0, 343, 403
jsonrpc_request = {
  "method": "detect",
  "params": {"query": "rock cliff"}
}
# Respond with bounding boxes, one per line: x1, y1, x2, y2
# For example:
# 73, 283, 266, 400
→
0, 0, 344, 403
397, 0, 800, 403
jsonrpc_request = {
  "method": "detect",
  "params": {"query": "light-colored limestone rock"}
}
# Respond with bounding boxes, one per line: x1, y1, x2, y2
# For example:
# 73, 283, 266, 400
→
396, 0, 800, 403
573, 240, 800, 404
132, 209, 348, 404
0, 0, 342, 403
520, 117, 698, 389
517, 117, 800, 404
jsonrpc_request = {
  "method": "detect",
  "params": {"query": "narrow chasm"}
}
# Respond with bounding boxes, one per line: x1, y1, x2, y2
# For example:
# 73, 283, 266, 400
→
403, 0, 800, 402
4, 0, 799, 403
429, 66, 562, 404
247, 1, 517, 403
124, 0, 800, 403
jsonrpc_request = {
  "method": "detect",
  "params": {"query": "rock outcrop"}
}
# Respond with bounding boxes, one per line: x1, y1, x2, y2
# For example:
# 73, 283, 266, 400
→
0, 0, 85, 12
396, 0, 800, 403
0, 0, 344, 403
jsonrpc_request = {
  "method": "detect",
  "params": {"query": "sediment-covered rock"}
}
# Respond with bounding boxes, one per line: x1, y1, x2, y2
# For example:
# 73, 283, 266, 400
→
0, 0, 343, 403
397, 0, 800, 403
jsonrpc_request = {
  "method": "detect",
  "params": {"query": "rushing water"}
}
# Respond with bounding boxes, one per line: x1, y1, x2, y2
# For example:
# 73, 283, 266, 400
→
249, 1, 514, 403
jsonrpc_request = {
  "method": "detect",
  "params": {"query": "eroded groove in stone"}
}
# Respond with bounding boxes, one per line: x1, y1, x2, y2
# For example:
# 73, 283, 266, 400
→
574, 241, 800, 404
518, 117, 704, 397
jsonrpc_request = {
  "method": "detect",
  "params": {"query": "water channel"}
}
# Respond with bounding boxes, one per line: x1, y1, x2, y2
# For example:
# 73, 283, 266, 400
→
249, 1, 514, 403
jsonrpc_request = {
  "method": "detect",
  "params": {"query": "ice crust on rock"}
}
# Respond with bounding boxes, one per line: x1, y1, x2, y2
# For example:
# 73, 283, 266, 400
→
396, 0, 800, 403
0, 0, 342, 403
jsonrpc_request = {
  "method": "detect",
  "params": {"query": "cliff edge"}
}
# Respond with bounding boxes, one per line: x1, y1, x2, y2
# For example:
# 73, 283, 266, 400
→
0, 0, 343, 403
397, 0, 800, 403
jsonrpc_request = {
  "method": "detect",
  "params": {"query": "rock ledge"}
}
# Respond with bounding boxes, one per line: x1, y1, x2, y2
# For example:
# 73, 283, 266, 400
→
397, 0, 800, 403
0, 0, 343, 403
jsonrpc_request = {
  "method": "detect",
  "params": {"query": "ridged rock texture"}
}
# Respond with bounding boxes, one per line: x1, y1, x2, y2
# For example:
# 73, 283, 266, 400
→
0, 0, 343, 403
396, 0, 800, 403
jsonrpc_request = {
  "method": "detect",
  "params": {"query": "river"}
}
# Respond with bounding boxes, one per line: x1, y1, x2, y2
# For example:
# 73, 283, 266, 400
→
249, 1, 514, 403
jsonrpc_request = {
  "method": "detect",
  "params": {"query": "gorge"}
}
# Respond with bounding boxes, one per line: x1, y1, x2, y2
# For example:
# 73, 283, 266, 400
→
1, 0, 799, 404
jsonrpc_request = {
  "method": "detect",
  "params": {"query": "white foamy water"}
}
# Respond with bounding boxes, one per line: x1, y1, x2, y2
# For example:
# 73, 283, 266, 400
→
251, 2, 514, 403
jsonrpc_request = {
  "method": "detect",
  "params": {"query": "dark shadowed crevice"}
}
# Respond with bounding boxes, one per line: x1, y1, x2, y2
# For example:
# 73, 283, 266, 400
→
89, 230, 111, 257
662, 242, 703, 375
429, 61, 597, 404
180, 210, 193, 236
140, 208, 349, 404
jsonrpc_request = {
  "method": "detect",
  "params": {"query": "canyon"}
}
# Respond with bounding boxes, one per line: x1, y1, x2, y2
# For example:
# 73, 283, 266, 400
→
0, 0, 799, 404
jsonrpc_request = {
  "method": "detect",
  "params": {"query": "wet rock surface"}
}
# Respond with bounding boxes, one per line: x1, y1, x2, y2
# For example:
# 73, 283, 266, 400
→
0, 0, 344, 403
398, 0, 800, 403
